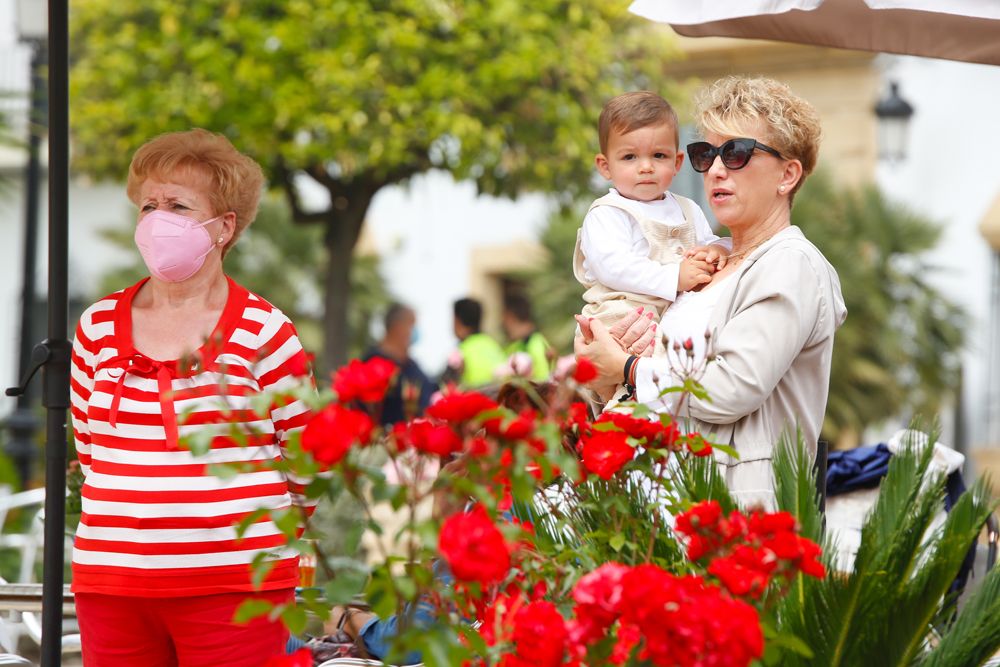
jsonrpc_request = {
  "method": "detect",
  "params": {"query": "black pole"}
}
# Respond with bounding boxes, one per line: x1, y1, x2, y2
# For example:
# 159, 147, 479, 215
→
40, 0, 70, 663
5, 39, 47, 489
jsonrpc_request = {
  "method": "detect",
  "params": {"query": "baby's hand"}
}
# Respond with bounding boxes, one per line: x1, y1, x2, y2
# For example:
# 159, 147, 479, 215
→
703, 244, 729, 270
678, 256, 714, 292
686, 244, 730, 270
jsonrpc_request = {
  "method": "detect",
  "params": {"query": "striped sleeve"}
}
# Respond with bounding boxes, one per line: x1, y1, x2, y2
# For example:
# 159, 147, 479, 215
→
70, 313, 99, 476
255, 307, 317, 515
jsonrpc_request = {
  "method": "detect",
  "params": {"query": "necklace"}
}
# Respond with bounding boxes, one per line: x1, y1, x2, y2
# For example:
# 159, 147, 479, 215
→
723, 233, 780, 264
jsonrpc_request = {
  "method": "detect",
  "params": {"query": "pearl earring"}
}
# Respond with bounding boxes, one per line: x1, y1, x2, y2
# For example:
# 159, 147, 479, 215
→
217, 237, 224, 244
779, 185, 786, 193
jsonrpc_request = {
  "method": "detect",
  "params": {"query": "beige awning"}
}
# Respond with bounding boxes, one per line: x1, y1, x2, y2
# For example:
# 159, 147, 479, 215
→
629, 0, 1000, 65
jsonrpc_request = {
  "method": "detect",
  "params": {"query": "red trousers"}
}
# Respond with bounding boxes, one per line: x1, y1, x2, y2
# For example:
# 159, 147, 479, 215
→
76, 589, 292, 667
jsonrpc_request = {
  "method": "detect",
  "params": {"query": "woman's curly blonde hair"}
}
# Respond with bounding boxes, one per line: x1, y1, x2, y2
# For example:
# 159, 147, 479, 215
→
694, 76, 822, 200
126, 129, 265, 256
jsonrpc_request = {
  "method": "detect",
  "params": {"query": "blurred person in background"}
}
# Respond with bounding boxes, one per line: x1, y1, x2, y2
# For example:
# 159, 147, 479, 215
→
363, 302, 436, 425
502, 293, 555, 380
443, 297, 506, 388
69, 129, 314, 666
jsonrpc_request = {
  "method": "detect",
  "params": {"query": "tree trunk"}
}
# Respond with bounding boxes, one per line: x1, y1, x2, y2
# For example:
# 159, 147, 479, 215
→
321, 191, 374, 372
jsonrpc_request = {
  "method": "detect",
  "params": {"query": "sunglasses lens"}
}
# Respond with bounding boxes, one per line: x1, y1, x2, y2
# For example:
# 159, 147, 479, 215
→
721, 139, 755, 169
687, 143, 714, 172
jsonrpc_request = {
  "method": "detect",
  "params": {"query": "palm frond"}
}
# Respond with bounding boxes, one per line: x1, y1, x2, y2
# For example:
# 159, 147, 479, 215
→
771, 433, 840, 662
891, 477, 994, 664
772, 431, 824, 543
674, 454, 737, 514
772, 431, 992, 666
921, 547, 1000, 667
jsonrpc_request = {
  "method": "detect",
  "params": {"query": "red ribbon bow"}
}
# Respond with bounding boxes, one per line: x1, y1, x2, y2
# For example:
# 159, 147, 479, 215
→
102, 353, 180, 450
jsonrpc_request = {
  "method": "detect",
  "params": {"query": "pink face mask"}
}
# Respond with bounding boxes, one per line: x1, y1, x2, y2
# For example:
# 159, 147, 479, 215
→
134, 209, 221, 283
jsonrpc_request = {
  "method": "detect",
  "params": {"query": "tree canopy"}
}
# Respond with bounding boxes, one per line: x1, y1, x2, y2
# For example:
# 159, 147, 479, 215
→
69, 0, 676, 367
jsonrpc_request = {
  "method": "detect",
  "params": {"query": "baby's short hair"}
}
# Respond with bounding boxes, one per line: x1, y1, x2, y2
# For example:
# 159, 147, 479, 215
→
599, 91, 679, 154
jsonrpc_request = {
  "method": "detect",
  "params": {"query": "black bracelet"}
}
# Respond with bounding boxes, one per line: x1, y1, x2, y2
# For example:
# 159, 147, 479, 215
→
623, 355, 638, 386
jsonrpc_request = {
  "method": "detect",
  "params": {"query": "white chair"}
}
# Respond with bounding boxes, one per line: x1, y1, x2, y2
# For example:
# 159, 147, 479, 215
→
0, 655, 33, 665
0, 486, 79, 655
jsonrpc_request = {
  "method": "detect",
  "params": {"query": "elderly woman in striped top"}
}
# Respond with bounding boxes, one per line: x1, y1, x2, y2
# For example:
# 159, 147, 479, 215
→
69, 129, 314, 666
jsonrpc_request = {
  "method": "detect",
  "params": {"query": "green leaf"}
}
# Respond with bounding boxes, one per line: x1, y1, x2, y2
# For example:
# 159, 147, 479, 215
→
280, 604, 309, 635
711, 443, 739, 459
609, 533, 625, 552
324, 569, 368, 605
233, 598, 273, 624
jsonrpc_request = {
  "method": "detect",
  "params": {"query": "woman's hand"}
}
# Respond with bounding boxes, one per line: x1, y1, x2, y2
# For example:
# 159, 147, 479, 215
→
574, 318, 634, 388
609, 309, 657, 357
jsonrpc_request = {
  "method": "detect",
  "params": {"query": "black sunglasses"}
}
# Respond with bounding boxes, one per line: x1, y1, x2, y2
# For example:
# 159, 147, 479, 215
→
686, 138, 784, 173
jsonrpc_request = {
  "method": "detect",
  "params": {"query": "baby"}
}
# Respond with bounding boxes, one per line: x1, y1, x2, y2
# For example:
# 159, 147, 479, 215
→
573, 91, 730, 352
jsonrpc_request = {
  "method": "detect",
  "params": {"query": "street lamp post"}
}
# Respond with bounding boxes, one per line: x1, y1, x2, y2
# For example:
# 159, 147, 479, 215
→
5, 0, 49, 489
874, 80, 915, 163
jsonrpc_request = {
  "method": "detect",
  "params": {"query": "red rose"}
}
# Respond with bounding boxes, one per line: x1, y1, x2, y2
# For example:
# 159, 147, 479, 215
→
427, 390, 499, 424
439, 507, 511, 585
571, 562, 629, 635
675, 501, 723, 536
799, 546, 827, 579
479, 590, 524, 647
332, 357, 398, 403
484, 409, 537, 441
759, 528, 826, 580
708, 546, 775, 598
265, 648, 312, 666
392, 418, 463, 457
573, 357, 598, 384
685, 431, 714, 457
467, 435, 494, 457
301, 404, 374, 467
510, 600, 567, 667
676, 502, 758, 562
609, 622, 641, 665
618, 566, 763, 667
748, 510, 797, 536
580, 430, 634, 480
597, 412, 657, 442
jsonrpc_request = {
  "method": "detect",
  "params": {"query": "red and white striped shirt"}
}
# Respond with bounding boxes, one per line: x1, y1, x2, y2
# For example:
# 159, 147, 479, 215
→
69, 277, 315, 597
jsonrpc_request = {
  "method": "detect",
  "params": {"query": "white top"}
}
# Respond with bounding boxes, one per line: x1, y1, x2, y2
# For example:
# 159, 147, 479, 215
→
580, 188, 725, 303
637, 275, 734, 412
659, 275, 735, 364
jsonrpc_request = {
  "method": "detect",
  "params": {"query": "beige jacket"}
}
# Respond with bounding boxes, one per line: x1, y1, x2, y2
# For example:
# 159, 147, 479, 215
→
635, 226, 847, 509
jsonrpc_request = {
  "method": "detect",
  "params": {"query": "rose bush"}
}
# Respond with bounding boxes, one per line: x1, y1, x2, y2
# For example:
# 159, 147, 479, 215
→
215, 356, 830, 666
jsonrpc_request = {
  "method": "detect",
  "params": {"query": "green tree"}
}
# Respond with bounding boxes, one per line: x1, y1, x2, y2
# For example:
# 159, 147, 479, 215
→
95, 197, 391, 359
793, 173, 965, 445
524, 174, 964, 444
69, 0, 676, 368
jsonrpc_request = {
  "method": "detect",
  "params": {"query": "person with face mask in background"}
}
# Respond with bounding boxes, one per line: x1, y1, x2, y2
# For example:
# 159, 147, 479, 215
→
68, 129, 315, 666
363, 302, 436, 425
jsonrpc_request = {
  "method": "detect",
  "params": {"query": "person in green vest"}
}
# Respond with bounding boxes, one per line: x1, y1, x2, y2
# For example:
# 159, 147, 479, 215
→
502, 293, 555, 381
450, 297, 506, 387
